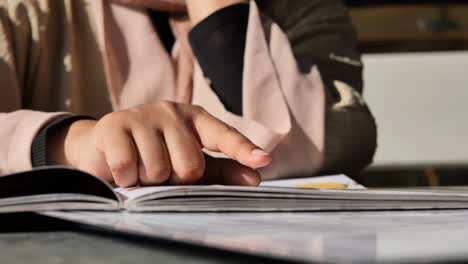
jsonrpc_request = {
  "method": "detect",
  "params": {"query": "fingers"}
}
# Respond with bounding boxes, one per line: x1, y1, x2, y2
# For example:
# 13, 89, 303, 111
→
131, 126, 171, 185
98, 125, 138, 187
191, 107, 272, 169
201, 155, 261, 186
91, 102, 272, 187
162, 121, 206, 185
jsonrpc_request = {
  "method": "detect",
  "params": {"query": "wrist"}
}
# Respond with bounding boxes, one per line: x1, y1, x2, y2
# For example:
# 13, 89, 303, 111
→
48, 119, 97, 167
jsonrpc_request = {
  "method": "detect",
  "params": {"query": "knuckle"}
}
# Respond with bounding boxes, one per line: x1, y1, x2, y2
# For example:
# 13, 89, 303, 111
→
103, 111, 122, 122
191, 105, 210, 122
239, 141, 254, 149
109, 159, 134, 175
155, 100, 180, 120
156, 100, 177, 111
112, 169, 137, 187
125, 107, 143, 118
219, 124, 237, 136
177, 163, 205, 183
127, 104, 150, 116
99, 111, 127, 129
114, 177, 134, 188
192, 104, 206, 114
146, 165, 171, 182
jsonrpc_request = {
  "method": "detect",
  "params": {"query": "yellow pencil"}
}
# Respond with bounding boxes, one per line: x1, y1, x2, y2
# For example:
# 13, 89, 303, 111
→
294, 182, 348, 189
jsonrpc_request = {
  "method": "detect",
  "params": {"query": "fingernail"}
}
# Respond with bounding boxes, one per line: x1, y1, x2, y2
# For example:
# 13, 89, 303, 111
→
251, 148, 269, 156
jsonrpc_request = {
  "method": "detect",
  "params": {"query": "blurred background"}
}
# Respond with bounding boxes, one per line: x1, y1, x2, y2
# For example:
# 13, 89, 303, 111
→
344, 0, 468, 187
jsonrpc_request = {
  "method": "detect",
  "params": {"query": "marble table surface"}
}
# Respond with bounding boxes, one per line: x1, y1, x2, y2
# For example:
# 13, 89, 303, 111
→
42, 209, 468, 263
0, 213, 269, 264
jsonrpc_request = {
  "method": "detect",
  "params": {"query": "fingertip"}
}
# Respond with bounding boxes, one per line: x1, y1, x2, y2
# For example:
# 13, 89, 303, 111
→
222, 162, 262, 186
254, 155, 273, 169
251, 148, 269, 156
241, 170, 261, 186
246, 149, 272, 169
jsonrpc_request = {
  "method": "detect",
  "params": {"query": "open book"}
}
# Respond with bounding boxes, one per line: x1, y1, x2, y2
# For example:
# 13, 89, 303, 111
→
3, 167, 468, 213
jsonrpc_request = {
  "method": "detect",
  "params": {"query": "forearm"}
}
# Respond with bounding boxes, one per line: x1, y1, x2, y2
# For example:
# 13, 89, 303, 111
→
188, 3, 249, 115
185, 0, 247, 25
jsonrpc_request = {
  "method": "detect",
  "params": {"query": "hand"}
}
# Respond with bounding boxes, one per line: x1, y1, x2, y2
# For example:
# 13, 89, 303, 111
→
48, 101, 272, 187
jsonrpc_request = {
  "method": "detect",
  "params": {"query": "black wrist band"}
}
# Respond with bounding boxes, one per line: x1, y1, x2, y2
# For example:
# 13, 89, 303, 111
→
31, 115, 96, 168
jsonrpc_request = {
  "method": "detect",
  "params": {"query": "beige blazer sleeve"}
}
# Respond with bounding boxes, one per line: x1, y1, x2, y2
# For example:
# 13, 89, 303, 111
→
92, 1, 377, 180
0, 1, 67, 174
192, 2, 376, 180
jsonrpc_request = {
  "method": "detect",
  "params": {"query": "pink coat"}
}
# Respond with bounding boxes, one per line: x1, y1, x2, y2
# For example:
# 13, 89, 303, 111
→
0, 0, 376, 180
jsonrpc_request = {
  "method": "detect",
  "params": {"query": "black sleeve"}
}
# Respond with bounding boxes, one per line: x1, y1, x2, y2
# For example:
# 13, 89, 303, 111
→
255, 0, 364, 98
188, 3, 249, 116
31, 115, 96, 167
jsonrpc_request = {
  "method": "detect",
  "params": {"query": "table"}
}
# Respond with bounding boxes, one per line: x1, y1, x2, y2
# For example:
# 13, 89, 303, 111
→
0, 213, 278, 264
5, 209, 468, 263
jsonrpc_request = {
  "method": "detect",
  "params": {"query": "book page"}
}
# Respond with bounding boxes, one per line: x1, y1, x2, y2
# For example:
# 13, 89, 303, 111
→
115, 186, 185, 200
260, 174, 365, 189
116, 174, 363, 201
